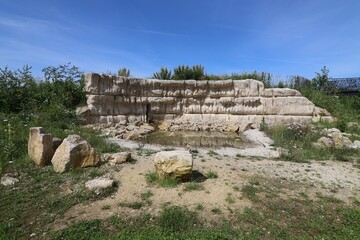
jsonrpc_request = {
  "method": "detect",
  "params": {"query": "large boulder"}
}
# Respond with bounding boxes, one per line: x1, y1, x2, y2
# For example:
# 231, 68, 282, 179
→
154, 150, 193, 181
28, 127, 54, 166
51, 135, 100, 173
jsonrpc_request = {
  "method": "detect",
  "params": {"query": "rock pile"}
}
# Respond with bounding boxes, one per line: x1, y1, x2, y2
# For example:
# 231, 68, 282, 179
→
27, 127, 100, 173
314, 128, 360, 149
100, 122, 154, 140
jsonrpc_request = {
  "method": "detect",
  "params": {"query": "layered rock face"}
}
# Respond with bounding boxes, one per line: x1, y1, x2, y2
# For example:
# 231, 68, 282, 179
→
78, 73, 332, 130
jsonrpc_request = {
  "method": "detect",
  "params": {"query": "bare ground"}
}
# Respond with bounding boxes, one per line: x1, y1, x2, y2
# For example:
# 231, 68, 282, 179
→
52, 141, 360, 230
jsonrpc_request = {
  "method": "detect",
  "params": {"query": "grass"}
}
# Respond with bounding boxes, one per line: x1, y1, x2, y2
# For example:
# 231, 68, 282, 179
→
145, 171, 180, 188
101, 205, 111, 210
265, 123, 360, 162
118, 201, 144, 209
195, 203, 204, 211
242, 184, 260, 202
207, 150, 219, 156
141, 190, 154, 205
205, 170, 218, 179
0, 158, 116, 239
225, 193, 235, 204
211, 208, 222, 214
184, 182, 204, 191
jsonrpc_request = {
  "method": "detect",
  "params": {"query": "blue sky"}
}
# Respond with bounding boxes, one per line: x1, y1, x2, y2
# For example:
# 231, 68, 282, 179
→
0, 0, 359, 80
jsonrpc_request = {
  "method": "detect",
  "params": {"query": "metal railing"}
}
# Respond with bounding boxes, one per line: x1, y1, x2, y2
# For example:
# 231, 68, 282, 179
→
325, 77, 360, 94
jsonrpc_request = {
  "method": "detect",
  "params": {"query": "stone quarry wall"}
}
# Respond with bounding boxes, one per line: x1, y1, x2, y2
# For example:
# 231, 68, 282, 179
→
77, 73, 332, 131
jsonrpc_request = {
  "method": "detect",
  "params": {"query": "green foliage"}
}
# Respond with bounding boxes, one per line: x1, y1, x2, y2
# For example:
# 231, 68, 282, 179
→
301, 66, 360, 125
312, 66, 329, 90
51, 220, 108, 240
0, 64, 90, 174
204, 70, 272, 87
184, 182, 204, 191
145, 172, 158, 184
242, 184, 259, 202
173, 65, 205, 80
205, 170, 218, 179
118, 67, 130, 77
158, 205, 198, 232
153, 67, 172, 79
118, 201, 144, 209
259, 117, 269, 132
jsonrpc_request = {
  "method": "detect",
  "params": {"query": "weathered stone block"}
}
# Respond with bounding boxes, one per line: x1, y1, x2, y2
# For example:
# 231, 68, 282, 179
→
28, 127, 54, 166
51, 134, 100, 173
154, 150, 193, 181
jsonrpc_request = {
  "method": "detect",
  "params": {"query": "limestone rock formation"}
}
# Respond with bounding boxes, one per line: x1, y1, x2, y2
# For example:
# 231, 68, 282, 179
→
314, 128, 355, 149
28, 127, 54, 166
85, 177, 114, 192
154, 150, 193, 181
51, 134, 100, 173
103, 152, 131, 165
77, 73, 332, 131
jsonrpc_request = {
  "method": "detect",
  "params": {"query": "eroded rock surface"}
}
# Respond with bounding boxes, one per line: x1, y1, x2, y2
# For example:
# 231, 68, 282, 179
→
314, 128, 357, 149
28, 127, 54, 166
85, 177, 114, 192
77, 74, 332, 131
154, 150, 193, 181
103, 152, 131, 165
51, 135, 100, 173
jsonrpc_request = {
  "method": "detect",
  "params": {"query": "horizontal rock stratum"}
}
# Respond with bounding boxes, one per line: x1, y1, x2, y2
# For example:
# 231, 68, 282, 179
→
77, 73, 332, 131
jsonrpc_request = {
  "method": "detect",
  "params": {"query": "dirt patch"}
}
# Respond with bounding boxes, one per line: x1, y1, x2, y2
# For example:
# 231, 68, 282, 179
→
52, 146, 360, 230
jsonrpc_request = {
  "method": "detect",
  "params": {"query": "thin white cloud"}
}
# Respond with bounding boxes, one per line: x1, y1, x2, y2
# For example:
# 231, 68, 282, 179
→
0, 15, 72, 33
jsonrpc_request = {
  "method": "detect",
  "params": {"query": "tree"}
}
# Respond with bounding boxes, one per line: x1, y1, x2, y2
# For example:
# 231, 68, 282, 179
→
0, 65, 36, 113
118, 67, 130, 77
172, 64, 205, 80
312, 66, 329, 91
153, 67, 172, 79
41, 63, 85, 109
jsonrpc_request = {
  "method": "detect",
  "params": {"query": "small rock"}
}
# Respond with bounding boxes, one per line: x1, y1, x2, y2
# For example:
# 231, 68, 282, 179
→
316, 137, 334, 148
1, 176, 19, 186
350, 140, 360, 150
104, 152, 132, 165
85, 177, 114, 191
347, 122, 359, 130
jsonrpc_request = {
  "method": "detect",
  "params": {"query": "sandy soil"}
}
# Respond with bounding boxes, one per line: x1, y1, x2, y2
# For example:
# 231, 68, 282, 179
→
53, 130, 360, 230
